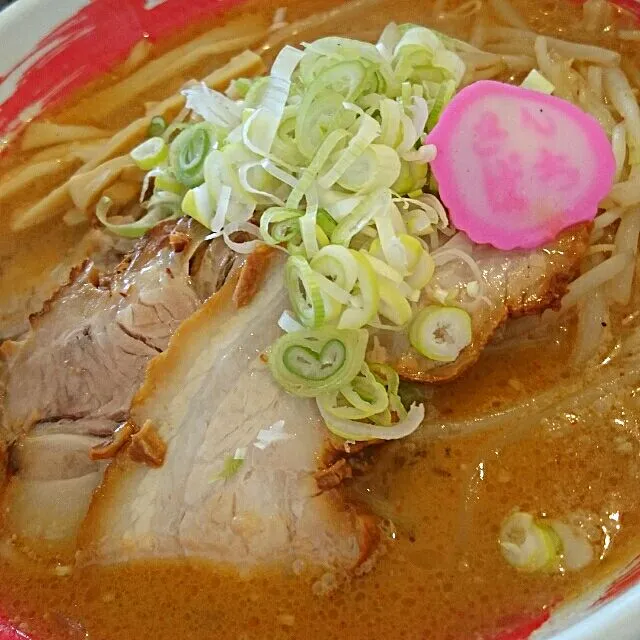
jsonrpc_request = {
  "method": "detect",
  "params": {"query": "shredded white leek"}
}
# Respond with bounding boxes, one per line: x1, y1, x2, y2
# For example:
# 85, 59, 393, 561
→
117, 22, 468, 442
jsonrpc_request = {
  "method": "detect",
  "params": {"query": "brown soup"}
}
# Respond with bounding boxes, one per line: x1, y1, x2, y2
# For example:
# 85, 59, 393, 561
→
1, 0, 640, 638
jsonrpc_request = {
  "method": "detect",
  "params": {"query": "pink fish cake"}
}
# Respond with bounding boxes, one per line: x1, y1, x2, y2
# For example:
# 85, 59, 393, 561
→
426, 80, 616, 250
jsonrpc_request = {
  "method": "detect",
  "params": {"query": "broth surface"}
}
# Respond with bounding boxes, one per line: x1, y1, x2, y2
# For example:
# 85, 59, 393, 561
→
1, 0, 640, 638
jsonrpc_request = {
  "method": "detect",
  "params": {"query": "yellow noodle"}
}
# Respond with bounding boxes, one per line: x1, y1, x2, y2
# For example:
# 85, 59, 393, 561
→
463, 50, 533, 74
487, 0, 529, 29
610, 206, 640, 304
460, 50, 501, 68
0, 157, 77, 202
534, 37, 555, 83
468, 61, 505, 81
469, 17, 487, 49
561, 252, 632, 310
544, 37, 621, 66
447, 0, 483, 19
89, 31, 267, 122
29, 142, 76, 162
578, 82, 617, 132
261, 0, 384, 54
20, 123, 113, 151
69, 139, 110, 164
11, 51, 264, 232
79, 50, 264, 173
155, 14, 268, 69
102, 181, 142, 208
432, 0, 448, 17
120, 39, 155, 75
10, 184, 72, 232
62, 209, 89, 227
64, 16, 268, 124
587, 65, 604, 99
486, 27, 621, 65
618, 30, 640, 41
501, 54, 535, 72
573, 287, 608, 364
68, 156, 141, 212
484, 40, 535, 56
609, 176, 640, 206
26, 139, 109, 163
622, 59, 640, 91
603, 67, 640, 144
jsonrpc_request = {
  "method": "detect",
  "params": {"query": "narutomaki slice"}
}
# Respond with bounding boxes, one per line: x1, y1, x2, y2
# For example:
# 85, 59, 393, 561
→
426, 80, 616, 250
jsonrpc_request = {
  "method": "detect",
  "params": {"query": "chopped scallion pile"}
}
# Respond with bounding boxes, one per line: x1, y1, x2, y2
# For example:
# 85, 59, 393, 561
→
117, 23, 474, 441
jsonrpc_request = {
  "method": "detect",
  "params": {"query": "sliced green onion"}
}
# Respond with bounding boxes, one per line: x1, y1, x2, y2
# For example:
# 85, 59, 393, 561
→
242, 45, 303, 157
243, 76, 269, 109
405, 249, 435, 289
399, 234, 423, 271
409, 305, 472, 362
316, 210, 337, 236
331, 191, 381, 247
393, 26, 443, 80
130, 136, 168, 170
154, 169, 185, 195
318, 114, 381, 189
548, 520, 594, 571
373, 200, 408, 274
426, 79, 456, 131
318, 400, 424, 441
361, 250, 403, 283
310, 245, 359, 293
285, 255, 325, 328
210, 184, 231, 233
268, 328, 368, 397
337, 144, 401, 193
299, 186, 320, 258
237, 160, 285, 206
243, 45, 303, 157
278, 310, 304, 333
215, 454, 245, 481
315, 59, 369, 100
341, 365, 389, 412
369, 362, 400, 395
313, 271, 353, 306
377, 22, 402, 60
379, 98, 404, 149
182, 82, 243, 128
96, 196, 174, 239
227, 77, 253, 99
499, 512, 561, 572
260, 207, 303, 245
392, 158, 429, 193
315, 224, 331, 249
295, 87, 357, 160
338, 250, 379, 329
378, 279, 412, 326
170, 123, 217, 188
148, 116, 167, 138
521, 69, 555, 95
287, 129, 349, 209
182, 183, 213, 229
317, 366, 389, 420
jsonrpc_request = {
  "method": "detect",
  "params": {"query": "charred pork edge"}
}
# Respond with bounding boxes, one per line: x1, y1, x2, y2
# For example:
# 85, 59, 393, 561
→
396, 223, 592, 383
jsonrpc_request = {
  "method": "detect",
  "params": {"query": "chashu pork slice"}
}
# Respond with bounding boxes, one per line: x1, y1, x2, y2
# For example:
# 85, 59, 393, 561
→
3, 419, 111, 544
378, 225, 590, 382
80, 250, 377, 571
0, 218, 239, 444
0, 219, 240, 546
0, 229, 136, 342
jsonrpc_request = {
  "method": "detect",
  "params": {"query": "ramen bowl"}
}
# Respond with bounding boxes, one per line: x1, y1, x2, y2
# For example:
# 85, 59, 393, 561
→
1, 0, 640, 638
